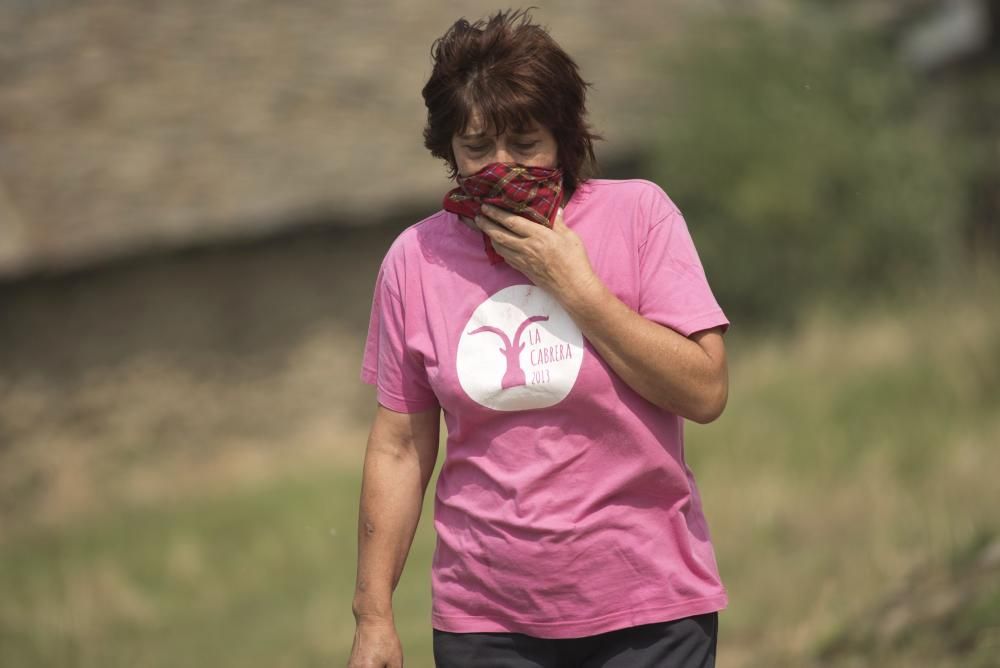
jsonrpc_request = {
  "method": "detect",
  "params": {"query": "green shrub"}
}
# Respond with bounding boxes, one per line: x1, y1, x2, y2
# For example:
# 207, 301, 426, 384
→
645, 12, 972, 326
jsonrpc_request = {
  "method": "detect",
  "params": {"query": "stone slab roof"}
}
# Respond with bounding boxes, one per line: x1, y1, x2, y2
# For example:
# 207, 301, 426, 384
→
0, 0, 695, 278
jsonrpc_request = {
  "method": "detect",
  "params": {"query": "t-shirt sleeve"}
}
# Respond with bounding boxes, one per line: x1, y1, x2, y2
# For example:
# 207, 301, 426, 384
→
637, 198, 729, 337
360, 261, 440, 413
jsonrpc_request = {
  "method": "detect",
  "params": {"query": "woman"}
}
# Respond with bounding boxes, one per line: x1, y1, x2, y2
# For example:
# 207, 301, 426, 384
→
350, 9, 729, 668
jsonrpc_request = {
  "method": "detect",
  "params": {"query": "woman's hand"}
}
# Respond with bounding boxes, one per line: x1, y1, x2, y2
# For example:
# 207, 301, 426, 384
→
347, 617, 403, 668
476, 203, 727, 422
475, 204, 600, 305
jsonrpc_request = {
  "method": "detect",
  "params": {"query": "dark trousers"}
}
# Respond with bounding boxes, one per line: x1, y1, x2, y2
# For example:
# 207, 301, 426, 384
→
433, 612, 718, 668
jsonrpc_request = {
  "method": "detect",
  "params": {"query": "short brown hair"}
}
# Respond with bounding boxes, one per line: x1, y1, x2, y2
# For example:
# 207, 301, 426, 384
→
422, 9, 600, 191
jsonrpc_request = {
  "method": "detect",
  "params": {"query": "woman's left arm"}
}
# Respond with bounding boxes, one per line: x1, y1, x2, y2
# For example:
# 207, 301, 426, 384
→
475, 204, 728, 423
557, 284, 727, 424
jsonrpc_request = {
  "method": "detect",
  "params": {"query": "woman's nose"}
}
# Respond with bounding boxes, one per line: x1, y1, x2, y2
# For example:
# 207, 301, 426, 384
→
495, 146, 513, 164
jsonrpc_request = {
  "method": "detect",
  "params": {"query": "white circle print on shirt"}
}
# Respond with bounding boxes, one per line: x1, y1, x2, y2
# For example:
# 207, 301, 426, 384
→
456, 284, 585, 411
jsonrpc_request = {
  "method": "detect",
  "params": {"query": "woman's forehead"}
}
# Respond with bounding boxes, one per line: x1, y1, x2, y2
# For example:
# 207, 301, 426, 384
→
460, 109, 541, 137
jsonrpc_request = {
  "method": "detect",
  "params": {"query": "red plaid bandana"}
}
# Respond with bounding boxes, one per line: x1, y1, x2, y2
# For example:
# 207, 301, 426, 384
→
443, 162, 564, 264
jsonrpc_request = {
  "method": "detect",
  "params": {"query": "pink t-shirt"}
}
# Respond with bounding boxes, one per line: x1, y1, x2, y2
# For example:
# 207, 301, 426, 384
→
361, 178, 729, 639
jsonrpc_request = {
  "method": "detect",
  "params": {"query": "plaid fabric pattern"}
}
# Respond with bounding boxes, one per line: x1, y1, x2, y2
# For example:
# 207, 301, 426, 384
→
442, 162, 564, 265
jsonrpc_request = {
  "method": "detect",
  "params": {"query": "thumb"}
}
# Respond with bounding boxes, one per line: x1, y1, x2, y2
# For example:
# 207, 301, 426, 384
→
551, 206, 566, 231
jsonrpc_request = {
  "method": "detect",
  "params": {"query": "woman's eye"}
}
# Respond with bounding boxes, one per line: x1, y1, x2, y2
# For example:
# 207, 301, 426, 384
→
514, 142, 538, 151
465, 144, 490, 153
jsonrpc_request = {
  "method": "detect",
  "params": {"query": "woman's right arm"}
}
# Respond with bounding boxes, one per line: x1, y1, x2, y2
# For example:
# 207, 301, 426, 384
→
348, 403, 441, 668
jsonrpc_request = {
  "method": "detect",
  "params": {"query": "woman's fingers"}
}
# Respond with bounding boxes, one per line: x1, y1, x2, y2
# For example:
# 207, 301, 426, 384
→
478, 204, 538, 236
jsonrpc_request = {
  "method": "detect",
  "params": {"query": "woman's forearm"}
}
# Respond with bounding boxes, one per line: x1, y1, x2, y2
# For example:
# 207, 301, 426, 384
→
558, 276, 728, 423
352, 410, 440, 622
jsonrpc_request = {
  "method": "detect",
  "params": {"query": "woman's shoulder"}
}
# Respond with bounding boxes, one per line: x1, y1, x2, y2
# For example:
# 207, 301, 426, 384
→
580, 177, 678, 204
576, 178, 681, 220
380, 209, 453, 264
582, 177, 665, 193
